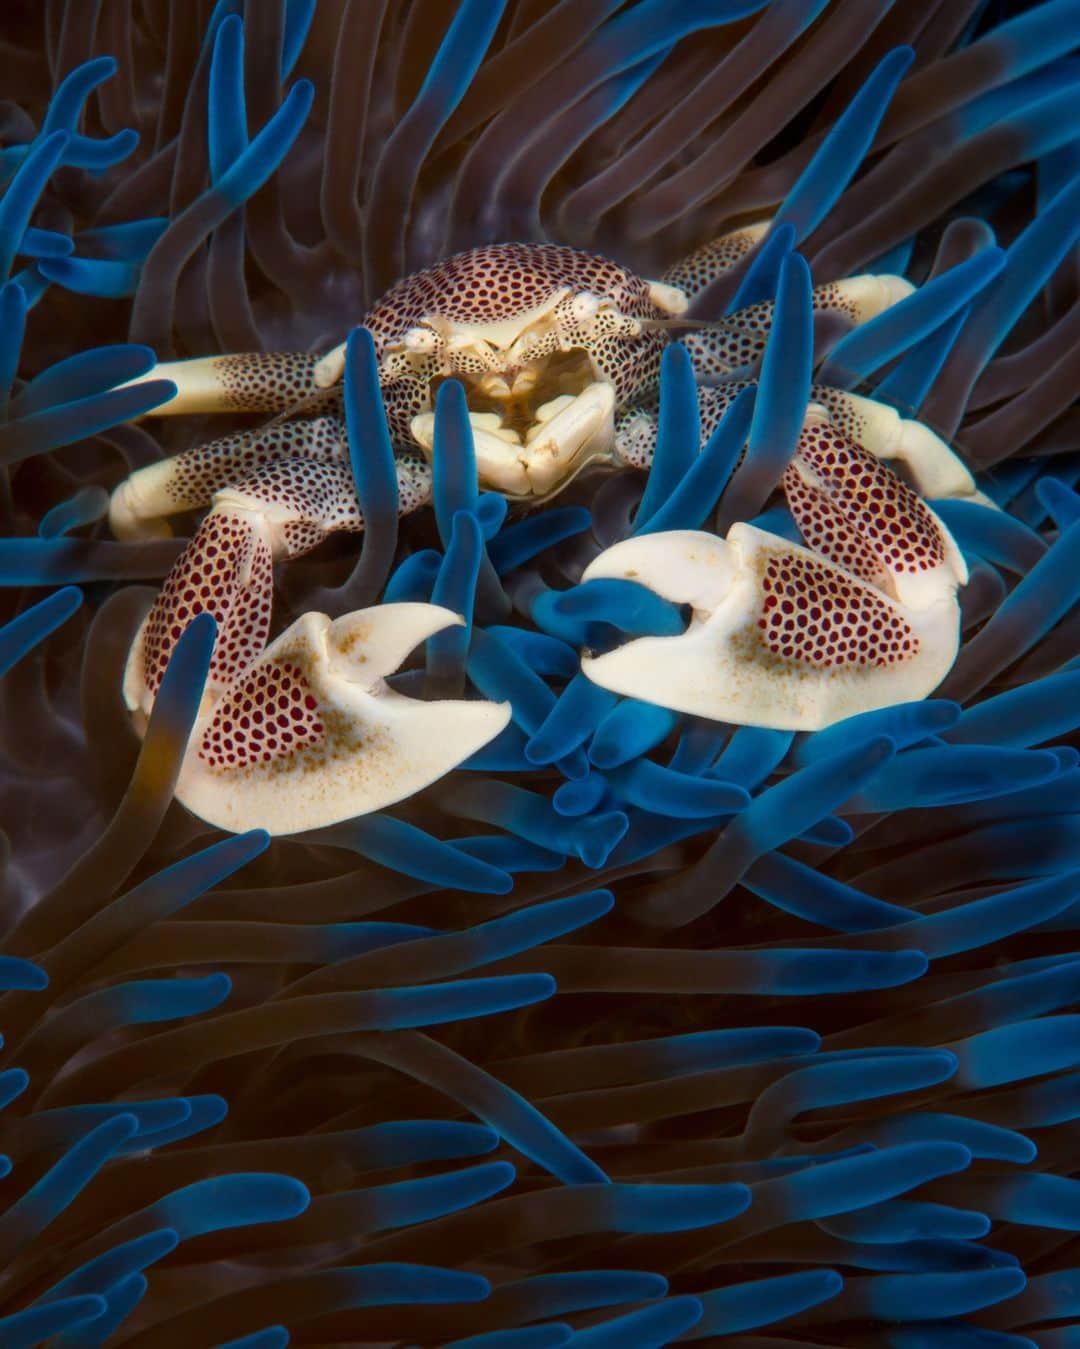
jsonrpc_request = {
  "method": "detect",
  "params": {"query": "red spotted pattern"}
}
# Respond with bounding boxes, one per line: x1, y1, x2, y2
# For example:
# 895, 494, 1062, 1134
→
783, 464, 892, 591
216, 352, 322, 412
758, 552, 918, 668
662, 230, 762, 300
789, 419, 946, 577
198, 660, 324, 769
142, 512, 273, 696
365, 242, 658, 335
686, 281, 866, 376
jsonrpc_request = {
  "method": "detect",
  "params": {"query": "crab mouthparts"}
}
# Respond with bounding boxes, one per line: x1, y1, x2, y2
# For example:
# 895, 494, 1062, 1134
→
411, 349, 616, 499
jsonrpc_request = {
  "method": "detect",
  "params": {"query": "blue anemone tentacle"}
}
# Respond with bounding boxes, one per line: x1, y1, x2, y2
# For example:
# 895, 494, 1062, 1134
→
0, 587, 81, 678
774, 46, 915, 245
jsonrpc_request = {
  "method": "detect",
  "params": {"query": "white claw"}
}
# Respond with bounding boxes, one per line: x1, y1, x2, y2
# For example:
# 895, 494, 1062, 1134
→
326, 604, 465, 684
582, 529, 738, 613
581, 526, 962, 732
174, 606, 511, 835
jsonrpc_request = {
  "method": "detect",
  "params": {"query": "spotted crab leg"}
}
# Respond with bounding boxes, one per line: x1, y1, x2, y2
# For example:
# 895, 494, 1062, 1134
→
110, 407, 432, 544
110, 412, 346, 539
809, 385, 996, 508
122, 452, 430, 722
115, 351, 325, 417
659, 222, 914, 378
680, 274, 914, 379
660, 223, 771, 299
587, 395, 970, 730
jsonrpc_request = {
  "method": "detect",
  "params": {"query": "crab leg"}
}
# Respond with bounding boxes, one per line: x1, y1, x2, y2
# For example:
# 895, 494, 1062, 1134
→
109, 414, 348, 539
115, 351, 324, 417
123, 453, 431, 721
809, 385, 995, 507
661, 223, 771, 301
780, 407, 968, 608
682, 273, 914, 379
658, 221, 914, 376
615, 382, 987, 509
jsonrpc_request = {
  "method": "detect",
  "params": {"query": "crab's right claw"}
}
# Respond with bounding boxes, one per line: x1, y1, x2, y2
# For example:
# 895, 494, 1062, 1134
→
173, 604, 510, 835
579, 526, 962, 732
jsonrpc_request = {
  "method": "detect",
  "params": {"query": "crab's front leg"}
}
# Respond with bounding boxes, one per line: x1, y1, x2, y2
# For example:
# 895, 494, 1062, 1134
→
123, 444, 433, 721
175, 603, 510, 836
593, 389, 972, 730
117, 350, 327, 417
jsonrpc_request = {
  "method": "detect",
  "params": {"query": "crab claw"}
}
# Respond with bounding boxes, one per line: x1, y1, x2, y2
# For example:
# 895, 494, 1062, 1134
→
173, 605, 511, 835
580, 526, 962, 732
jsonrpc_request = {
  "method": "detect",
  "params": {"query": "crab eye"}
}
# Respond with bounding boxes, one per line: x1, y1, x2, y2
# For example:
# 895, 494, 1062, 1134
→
403, 326, 438, 354
570, 291, 603, 324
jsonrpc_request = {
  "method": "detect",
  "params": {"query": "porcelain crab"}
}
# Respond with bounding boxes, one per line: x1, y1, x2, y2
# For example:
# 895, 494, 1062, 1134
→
109, 227, 984, 833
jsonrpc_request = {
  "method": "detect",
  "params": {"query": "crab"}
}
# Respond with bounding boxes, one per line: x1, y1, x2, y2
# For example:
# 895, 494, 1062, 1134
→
108, 226, 986, 834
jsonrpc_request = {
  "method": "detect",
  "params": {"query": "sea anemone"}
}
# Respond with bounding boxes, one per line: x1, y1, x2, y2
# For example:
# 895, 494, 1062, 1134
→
1, 2, 1078, 1345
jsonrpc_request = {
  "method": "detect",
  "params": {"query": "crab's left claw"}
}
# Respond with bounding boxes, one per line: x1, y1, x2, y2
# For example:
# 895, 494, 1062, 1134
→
171, 604, 510, 835
580, 526, 962, 732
